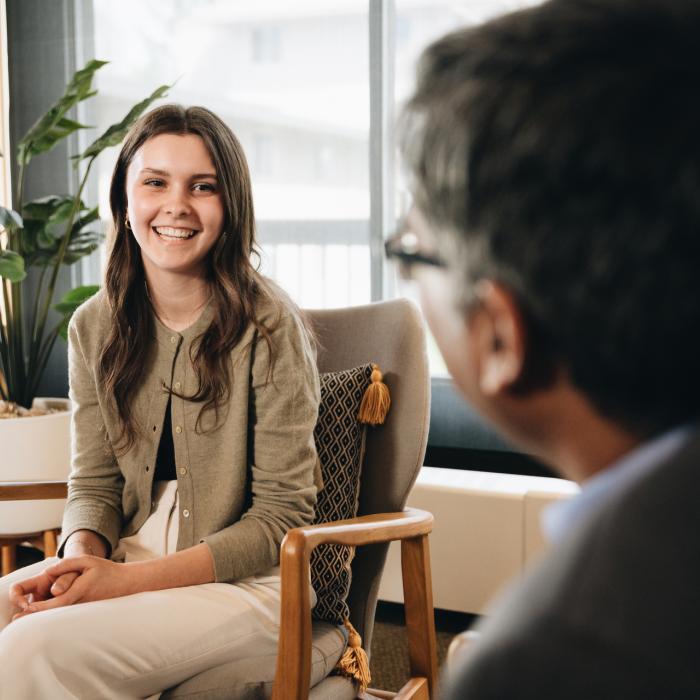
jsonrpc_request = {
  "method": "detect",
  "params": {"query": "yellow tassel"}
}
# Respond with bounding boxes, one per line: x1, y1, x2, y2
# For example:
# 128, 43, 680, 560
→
335, 618, 372, 693
358, 363, 391, 425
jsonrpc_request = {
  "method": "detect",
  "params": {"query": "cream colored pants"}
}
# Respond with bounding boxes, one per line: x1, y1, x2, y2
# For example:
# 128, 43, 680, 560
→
0, 482, 308, 699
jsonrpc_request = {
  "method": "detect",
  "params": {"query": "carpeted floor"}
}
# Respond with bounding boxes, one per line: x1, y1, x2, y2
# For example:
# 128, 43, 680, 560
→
369, 601, 477, 692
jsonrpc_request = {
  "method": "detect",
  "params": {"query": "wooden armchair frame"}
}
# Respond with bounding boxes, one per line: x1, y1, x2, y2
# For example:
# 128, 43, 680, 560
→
272, 506, 438, 700
2, 483, 438, 699
3, 299, 436, 699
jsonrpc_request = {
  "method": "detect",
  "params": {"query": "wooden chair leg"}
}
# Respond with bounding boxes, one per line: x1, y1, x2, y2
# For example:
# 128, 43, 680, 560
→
2, 544, 17, 576
43, 529, 59, 558
401, 535, 439, 698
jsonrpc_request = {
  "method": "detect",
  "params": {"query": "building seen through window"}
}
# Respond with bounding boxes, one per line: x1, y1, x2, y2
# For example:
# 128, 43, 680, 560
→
86, 0, 541, 372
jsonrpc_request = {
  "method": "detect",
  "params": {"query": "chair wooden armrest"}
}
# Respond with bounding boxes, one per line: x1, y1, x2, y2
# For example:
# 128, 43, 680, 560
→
0, 481, 68, 501
272, 507, 438, 700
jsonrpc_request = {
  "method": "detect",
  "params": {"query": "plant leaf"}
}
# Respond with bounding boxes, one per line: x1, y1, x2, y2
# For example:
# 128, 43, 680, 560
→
24, 227, 103, 268
58, 245, 100, 266
0, 207, 23, 230
22, 196, 83, 253
58, 229, 103, 265
17, 59, 108, 165
70, 206, 100, 237
54, 284, 100, 339
23, 195, 75, 221
0, 250, 27, 282
25, 117, 91, 159
21, 197, 99, 267
45, 200, 78, 239
74, 83, 171, 163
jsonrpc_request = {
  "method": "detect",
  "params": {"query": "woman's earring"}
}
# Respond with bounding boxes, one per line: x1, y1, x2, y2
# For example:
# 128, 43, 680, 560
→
125, 216, 132, 231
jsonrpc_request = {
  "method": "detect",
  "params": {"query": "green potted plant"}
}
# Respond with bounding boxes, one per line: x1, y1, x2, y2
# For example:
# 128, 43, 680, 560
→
0, 59, 168, 536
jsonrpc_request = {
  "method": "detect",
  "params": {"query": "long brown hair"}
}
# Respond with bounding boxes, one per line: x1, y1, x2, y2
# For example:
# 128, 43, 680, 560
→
100, 104, 279, 453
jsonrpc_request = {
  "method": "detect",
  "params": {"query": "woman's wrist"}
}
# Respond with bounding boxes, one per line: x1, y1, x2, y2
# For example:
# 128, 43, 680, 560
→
125, 543, 215, 593
64, 530, 108, 558
64, 539, 96, 556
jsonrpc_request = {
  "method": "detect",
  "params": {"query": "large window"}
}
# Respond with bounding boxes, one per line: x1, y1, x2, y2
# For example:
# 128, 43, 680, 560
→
78, 0, 542, 373
89, 1, 370, 309
391, 1, 543, 375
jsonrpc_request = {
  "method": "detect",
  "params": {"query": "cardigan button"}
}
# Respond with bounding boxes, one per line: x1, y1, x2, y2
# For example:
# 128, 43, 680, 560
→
175, 425, 182, 434
174, 381, 181, 390
179, 467, 187, 476
170, 336, 177, 344
182, 509, 190, 518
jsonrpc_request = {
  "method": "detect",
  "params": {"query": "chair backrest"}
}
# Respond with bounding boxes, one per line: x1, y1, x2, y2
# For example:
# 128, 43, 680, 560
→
306, 298, 431, 655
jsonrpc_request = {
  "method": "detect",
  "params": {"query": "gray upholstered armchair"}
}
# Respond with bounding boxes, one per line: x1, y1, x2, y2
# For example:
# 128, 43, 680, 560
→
0, 298, 437, 699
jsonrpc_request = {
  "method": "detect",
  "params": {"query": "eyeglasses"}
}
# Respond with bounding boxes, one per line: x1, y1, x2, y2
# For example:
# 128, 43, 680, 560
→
384, 222, 447, 280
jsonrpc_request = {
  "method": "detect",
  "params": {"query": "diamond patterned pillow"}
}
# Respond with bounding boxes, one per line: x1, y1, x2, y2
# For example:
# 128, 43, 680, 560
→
311, 363, 374, 625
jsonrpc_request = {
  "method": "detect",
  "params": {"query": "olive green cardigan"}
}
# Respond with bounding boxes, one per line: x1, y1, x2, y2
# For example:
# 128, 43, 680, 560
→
59, 288, 321, 583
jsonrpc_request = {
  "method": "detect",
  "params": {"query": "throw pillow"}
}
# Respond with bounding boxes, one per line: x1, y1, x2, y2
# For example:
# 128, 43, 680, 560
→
311, 363, 374, 625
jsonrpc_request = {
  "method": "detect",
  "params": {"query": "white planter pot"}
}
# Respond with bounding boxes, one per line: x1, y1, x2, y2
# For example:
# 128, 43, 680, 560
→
0, 397, 71, 536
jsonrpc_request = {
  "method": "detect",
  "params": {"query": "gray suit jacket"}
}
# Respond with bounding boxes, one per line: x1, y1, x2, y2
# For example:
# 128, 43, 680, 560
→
444, 428, 700, 699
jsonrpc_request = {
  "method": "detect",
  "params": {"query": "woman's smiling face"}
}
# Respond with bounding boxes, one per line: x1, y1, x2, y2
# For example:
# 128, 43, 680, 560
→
125, 132, 225, 281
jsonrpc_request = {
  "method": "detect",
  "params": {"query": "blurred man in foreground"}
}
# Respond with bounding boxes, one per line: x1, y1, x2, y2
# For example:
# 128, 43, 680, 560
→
389, 0, 700, 696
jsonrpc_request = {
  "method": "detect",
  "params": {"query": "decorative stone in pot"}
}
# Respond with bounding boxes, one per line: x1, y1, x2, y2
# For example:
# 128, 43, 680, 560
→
0, 398, 71, 536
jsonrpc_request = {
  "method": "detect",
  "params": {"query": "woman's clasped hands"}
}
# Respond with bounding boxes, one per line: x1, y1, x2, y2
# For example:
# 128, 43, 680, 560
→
8, 556, 136, 622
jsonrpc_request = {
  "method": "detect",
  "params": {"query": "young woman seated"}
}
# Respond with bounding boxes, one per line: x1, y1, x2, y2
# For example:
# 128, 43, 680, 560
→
0, 104, 321, 699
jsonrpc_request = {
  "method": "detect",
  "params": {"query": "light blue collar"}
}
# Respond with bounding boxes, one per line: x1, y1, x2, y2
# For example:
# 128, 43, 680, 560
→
542, 424, 693, 545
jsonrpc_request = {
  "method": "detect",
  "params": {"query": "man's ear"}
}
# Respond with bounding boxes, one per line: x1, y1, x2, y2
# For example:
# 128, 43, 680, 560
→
471, 281, 528, 396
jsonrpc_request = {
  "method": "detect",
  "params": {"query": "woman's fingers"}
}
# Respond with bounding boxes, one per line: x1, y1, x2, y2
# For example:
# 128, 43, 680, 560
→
50, 571, 79, 597
8, 576, 46, 609
7, 572, 85, 623
8, 581, 31, 609
8, 558, 121, 622
43, 556, 89, 578
20, 580, 83, 614
7, 562, 83, 616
